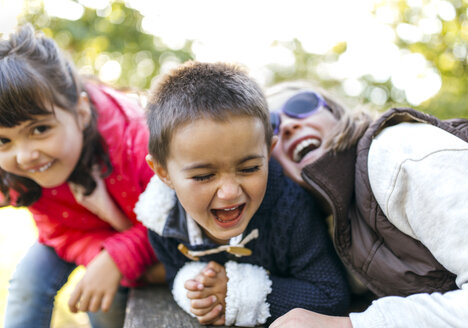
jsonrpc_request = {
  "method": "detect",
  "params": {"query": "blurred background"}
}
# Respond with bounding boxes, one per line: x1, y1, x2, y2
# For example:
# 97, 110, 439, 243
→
1, 0, 467, 327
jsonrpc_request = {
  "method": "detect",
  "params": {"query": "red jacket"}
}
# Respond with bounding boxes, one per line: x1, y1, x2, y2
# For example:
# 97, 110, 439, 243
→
28, 83, 157, 286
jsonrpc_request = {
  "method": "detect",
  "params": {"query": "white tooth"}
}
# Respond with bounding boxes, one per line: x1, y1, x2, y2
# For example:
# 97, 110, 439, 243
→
39, 162, 51, 172
223, 207, 237, 211
28, 161, 52, 173
293, 139, 321, 163
293, 151, 300, 163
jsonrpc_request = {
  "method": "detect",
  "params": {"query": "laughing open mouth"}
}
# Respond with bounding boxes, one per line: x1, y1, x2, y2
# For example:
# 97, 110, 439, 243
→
292, 138, 321, 163
211, 204, 245, 223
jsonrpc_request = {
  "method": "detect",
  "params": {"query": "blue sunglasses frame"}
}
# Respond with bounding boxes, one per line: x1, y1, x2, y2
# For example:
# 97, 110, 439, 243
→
270, 91, 329, 135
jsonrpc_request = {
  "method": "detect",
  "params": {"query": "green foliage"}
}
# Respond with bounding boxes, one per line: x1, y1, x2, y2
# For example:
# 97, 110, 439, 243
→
15, 0, 468, 118
270, 0, 468, 118
18, 0, 194, 90
391, 0, 468, 117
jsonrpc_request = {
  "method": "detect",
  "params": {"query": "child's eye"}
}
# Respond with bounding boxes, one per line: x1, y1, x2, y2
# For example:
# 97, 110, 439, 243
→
240, 166, 260, 173
32, 125, 51, 135
192, 174, 214, 182
0, 137, 10, 146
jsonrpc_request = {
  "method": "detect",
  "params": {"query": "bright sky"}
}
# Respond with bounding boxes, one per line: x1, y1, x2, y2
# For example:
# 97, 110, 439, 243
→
0, 0, 457, 105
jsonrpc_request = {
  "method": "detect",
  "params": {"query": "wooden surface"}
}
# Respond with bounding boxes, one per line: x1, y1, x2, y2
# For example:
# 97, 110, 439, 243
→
124, 285, 237, 328
124, 283, 372, 328
124, 284, 371, 327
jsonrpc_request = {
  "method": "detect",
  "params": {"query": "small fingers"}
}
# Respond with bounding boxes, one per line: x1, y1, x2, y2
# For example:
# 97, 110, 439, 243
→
211, 314, 226, 326
196, 304, 224, 325
190, 304, 213, 317
187, 289, 211, 299
68, 286, 82, 313
184, 279, 204, 291
191, 295, 217, 310
202, 267, 217, 278
194, 272, 218, 287
206, 261, 223, 273
78, 291, 92, 312
100, 292, 114, 312
88, 292, 104, 312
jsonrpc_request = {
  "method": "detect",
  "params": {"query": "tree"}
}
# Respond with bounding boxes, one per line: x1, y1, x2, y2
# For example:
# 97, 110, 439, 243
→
271, 0, 468, 118
18, 0, 194, 91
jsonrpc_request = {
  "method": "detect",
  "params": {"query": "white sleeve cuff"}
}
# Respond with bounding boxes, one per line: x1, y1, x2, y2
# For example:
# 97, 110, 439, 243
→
171, 261, 207, 317
350, 302, 387, 328
351, 287, 468, 328
224, 261, 272, 327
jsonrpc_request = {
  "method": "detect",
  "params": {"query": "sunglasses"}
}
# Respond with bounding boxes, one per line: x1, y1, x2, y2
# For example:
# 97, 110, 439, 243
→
270, 91, 330, 135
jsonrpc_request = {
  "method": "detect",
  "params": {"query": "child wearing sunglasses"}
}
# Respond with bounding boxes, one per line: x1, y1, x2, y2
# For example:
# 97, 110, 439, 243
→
268, 81, 468, 328
135, 62, 350, 326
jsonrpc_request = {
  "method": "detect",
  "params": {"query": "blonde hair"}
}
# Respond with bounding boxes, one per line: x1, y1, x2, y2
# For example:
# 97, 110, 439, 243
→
266, 80, 375, 152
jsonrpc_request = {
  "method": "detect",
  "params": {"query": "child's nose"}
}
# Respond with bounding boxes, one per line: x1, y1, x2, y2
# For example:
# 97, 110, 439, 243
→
217, 178, 241, 200
16, 144, 40, 167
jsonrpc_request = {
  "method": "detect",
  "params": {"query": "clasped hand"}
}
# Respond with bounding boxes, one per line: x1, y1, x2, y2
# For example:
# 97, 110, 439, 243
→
184, 261, 227, 325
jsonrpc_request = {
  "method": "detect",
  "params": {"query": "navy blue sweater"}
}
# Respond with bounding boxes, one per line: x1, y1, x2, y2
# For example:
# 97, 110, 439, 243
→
148, 159, 349, 323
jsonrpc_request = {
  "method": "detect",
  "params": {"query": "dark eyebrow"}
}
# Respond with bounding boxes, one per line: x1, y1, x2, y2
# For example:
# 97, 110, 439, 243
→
182, 163, 214, 171
182, 154, 265, 171
237, 154, 265, 164
20, 115, 54, 132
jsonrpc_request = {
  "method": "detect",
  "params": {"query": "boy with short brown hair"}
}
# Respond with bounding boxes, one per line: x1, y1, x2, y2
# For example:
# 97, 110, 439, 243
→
136, 61, 349, 326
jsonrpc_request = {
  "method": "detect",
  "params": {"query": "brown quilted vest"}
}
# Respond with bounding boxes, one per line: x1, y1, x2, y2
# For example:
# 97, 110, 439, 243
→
302, 107, 468, 297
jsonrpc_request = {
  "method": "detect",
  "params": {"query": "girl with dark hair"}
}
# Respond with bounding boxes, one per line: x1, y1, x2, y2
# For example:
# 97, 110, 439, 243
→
1, 25, 164, 328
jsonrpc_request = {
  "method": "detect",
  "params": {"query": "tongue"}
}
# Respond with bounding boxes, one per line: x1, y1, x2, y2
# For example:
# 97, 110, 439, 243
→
214, 207, 241, 222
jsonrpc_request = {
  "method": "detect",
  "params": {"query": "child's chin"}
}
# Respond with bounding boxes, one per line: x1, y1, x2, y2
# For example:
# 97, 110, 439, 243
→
208, 228, 241, 245
36, 179, 67, 189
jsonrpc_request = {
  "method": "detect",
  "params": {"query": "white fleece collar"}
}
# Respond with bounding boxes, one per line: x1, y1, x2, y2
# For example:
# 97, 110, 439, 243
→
134, 175, 176, 235
186, 214, 204, 245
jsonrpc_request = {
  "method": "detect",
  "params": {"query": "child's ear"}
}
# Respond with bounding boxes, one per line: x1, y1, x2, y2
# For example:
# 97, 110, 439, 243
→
76, 92, 92, 130
268, 136, 279, 158
146, 154, 174, 189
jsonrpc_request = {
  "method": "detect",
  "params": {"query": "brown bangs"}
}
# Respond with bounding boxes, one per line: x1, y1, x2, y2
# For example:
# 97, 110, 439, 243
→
0, 57, 57, 127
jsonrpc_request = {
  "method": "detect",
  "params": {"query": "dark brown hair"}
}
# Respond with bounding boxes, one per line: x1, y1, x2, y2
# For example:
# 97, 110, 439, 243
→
0, 24, 111, 206
146, 61, 272, 168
